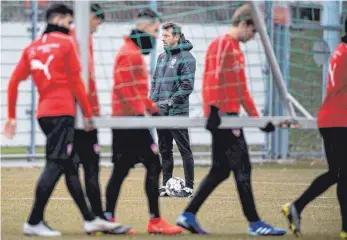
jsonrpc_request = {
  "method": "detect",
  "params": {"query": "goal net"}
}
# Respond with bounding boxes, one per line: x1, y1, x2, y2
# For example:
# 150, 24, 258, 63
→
3, 0, 344, 160
83, 1, 317, 159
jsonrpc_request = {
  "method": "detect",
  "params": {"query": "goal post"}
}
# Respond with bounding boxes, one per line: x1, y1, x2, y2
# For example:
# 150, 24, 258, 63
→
74, 0, 90, 129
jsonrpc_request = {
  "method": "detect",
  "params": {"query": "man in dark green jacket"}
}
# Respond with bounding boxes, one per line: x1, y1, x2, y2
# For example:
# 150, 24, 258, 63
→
150, 22, 196, 198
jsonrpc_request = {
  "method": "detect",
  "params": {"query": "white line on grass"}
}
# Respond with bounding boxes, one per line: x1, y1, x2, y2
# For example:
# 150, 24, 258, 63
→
3, 196, 336, 201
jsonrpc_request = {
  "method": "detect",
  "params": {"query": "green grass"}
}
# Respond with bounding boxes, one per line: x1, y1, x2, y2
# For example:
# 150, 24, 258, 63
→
1, 166, 338, 240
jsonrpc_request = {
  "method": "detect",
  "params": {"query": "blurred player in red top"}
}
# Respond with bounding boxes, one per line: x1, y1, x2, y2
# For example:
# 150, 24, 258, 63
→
177, 4, 286, 236
282, 19, 347, 239
3, 4, 122, 237
104, 8, 182, 235
70, 4, 133, 235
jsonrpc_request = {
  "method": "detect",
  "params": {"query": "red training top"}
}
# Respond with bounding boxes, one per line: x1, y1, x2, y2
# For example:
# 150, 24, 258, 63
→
112, 37, 158, 116
202, 34, 259, 117
318, 42, 347, 128
7, 32, 93, 119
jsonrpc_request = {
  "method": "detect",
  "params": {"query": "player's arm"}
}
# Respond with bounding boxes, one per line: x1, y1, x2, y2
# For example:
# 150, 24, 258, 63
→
5, 49, 31, 138
67, 40, 93, 119
170, 55, 196, 105
88, 37, 100, 116
237, 68, 259, 117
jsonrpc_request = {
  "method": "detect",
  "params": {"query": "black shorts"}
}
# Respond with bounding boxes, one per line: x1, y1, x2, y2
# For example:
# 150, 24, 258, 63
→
112, 129, 157, 167
72, 129, 100, 166
211, 128, 250, 170
38, 116, 75, 164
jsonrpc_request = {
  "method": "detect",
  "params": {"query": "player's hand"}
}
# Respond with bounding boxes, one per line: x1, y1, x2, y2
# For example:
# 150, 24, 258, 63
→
260, 122, 275, 133
4, 119, 16, 139
279, 119, 300, 129
84, 118, 95, 132
206, 105, 221, 132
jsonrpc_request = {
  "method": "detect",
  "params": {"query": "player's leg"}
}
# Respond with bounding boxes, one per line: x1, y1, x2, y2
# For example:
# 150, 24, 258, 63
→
158, 129, 174, 196
171, 129, 194, 197
25, 117, 119, 236
230, 130, 260, 223
61, 118, 121, 233
230, 129, 286, 236
74, 129, 104, 219
176, 129, 232, 234
282, 128, 339, 237
25, 160, 64, 237
24, 117, 70, 236
105, 129, 132, 220
330, 128, 347, 238
138, 129, 182, 235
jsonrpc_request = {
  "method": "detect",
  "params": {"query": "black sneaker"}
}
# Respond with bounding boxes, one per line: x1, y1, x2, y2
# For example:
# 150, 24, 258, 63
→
159, 186, 169, 197
176, 187, 193, 198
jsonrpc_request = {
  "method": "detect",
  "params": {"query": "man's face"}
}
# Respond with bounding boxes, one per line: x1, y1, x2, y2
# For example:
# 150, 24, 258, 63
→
142, 21, 161, 38
162, 28, 180, 47
238, 21, 256, 42
56, 14, 73, 29
90, 14, 102, 34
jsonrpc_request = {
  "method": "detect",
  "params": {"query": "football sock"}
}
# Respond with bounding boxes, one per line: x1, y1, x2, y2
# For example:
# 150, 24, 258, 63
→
185, 166, 229, 214
145, 157, 161, 218
105, 163, 130, 216
294, 171, 336, 215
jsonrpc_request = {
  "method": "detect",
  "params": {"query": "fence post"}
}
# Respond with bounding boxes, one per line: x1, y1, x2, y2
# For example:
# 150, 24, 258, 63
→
28, 0, 38, 162
279, 24, 290, 159
149, 0, 158, 76
272, 24, 281, 159
264, 1, 273, 159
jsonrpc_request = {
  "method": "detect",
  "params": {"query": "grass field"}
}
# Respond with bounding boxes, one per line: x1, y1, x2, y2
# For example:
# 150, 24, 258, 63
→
1, 164, 341, 240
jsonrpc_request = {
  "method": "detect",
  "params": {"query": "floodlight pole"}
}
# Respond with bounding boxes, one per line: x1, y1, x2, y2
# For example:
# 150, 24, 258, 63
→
74, 1, 90, 129
249, 1, 296, 117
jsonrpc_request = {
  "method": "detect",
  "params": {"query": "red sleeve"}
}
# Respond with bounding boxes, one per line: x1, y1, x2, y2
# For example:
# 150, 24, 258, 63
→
145, 99, 159, 114
88, 38, 100, 116
113, 54, 147, 115
67, 39, 93, 118
203, 41, 222, 109
8, 49, 31, 119
237, 69, 259, 117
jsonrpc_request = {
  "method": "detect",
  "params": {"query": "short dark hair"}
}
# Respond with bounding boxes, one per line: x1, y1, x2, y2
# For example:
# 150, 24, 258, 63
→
91, 3, 105, 21
162, 22, 182, 37
231, 4, 254, 27
136, 7, 163, 23
45, 3, 73, 21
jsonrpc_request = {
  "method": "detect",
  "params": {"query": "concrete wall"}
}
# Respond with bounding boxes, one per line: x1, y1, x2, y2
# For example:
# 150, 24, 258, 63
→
1, 23, 267, 147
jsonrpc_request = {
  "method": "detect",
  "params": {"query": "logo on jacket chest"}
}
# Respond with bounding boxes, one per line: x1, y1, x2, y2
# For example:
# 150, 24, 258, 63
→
160, 57, 177, 69
169, 57, 177, 68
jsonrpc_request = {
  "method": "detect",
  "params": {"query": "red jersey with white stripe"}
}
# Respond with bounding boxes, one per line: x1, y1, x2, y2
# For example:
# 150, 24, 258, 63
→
202, 34, 259, 117
318, 42, 347, 128
112, 37, 158, 116
70, 29, 100, 116
7, 32, 93, 119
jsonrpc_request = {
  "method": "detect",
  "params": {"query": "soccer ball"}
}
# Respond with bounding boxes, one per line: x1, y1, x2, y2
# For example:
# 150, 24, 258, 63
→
165, 177, 185, 197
